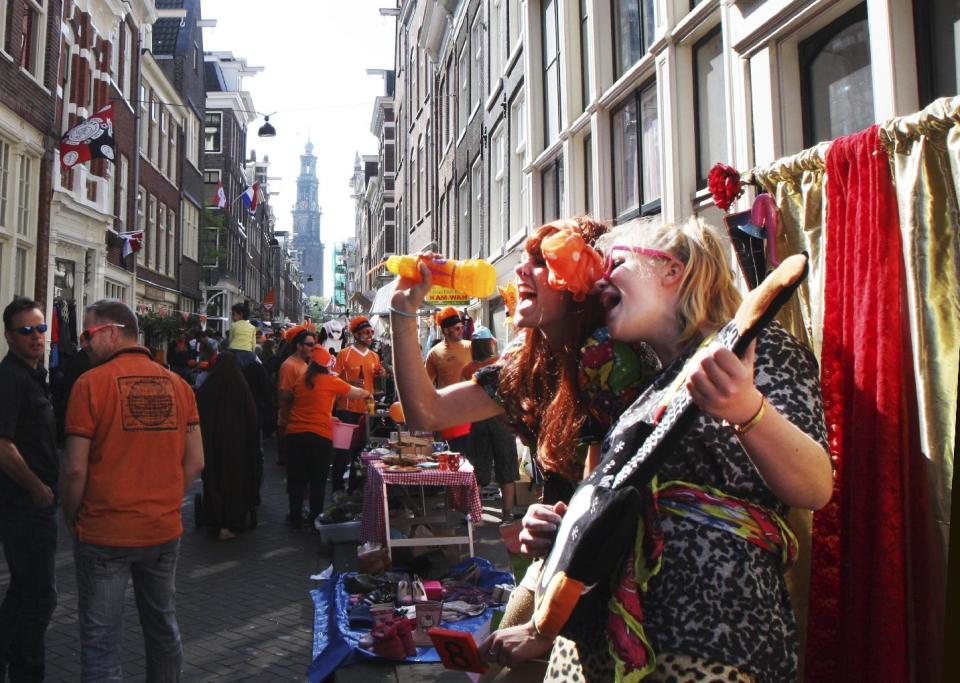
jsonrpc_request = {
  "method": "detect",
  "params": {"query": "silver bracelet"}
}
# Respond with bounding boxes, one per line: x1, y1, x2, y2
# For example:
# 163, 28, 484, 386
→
389, 306, 418, 319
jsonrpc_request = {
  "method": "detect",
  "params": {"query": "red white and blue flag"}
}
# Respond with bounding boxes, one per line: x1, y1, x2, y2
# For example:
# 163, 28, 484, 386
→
212, 180, 227, 209
120, 231, 144, 258
240, 182, 260, 214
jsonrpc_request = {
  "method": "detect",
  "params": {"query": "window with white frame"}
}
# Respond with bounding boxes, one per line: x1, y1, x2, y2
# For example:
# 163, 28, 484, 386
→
509, 93, 528, 240
509, 0, 524, 53
489, 124, 506, 254
122, 23, 133, 98
167, 206, 176, 275
458, 45, 469, 134
16, 155, 32, 237
542, 0, 562, 146
612, 80, 661, 222
158, 202, 167, 275
446, 59, 455, 145
412, 141, 419, 219
204, 112, 222, 153
168, 122, 177, 181
411, 45, 418, 109
419, 133, 426, 217
18, 0, 48, 82
0, 1, 7, 56
110, 28, 120, 83
694, 28, 727, 187
583, 133, 593, 215
182, 200, 199, 261
146, 194, 155, 270
799, 5, 874, 146
541, 157, 563, 223
0, 139, 10, 231
471, 13, 482, 113
14, 246, 28, 296
136, 186, 145, 264
140, 86, 149, 155
613, 0, 656, 79
119, 155, 129, 229
471, 157, 482, 256
158, 109, 167, 172
105, 280, 127, 301
185, 112, 199, 168
580, 0, 591, 110
458, 177, 469, 258
490, 0, 505, 81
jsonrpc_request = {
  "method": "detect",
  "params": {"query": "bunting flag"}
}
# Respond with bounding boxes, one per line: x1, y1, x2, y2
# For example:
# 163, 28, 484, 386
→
120, 230, 144, 258
60, 104, 116, 169
212, 180, 227, 209
240, 182, 260, 215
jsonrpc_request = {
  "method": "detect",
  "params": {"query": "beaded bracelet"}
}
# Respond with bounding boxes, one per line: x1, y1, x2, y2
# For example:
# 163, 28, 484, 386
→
389, 306, 418, 319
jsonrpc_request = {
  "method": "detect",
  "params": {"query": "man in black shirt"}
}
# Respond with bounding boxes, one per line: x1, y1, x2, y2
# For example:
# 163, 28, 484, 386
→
0, 297, 58, 682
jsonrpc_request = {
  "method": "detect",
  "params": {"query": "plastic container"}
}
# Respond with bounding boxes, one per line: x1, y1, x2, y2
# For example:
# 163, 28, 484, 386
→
315, 520, 362, 544
386, 255, 497, 299
331, 421, 358, 449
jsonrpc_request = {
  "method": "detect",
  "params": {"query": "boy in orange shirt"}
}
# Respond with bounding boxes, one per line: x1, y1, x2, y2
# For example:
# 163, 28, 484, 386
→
331, 317, 385, 493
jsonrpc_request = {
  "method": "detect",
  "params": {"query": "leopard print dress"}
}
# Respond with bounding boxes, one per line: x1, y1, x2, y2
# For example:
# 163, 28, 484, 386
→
547, 322, 828, 682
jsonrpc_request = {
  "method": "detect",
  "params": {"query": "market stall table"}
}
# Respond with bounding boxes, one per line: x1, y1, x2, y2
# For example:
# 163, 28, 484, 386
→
360, 459, 483, 559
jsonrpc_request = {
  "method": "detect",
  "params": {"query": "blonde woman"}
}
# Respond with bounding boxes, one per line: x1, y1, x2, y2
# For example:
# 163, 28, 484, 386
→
484, 218, 832, 681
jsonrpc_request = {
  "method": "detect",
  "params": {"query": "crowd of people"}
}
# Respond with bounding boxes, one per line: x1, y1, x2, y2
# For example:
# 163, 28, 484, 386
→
0, 212, 831, 682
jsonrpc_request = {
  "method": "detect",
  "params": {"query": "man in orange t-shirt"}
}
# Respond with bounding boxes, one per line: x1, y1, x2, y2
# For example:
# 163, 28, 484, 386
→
275, 327, 316, 466
331, 316, 384, 493
61, 300, 204, 681
285, 346, 369, 527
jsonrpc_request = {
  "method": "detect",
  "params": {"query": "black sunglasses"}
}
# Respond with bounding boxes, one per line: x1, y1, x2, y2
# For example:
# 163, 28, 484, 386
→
14, 324, 48, 336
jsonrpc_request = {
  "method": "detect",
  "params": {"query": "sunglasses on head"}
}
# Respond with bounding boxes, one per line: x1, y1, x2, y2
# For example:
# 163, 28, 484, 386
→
81, 323, 125, 341
14, 324, 48, 336
602, 246, 685, 280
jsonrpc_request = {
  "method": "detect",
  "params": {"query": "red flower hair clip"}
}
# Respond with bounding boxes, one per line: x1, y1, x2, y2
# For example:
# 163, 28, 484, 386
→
707, 163, 744, 211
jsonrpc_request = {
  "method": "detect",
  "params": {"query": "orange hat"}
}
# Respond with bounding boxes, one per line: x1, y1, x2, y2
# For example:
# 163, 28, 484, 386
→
435, 306, 461, 328
310, 345, 335, 369
349, 316, 372, 333
283, 324, 310, 343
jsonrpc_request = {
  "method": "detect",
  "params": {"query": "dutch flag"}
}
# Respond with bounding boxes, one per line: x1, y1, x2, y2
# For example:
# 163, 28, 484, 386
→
241, 182, 260, 215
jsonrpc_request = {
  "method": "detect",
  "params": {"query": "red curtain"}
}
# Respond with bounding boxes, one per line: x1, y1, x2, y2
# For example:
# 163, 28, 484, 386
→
805, 125, 909, 680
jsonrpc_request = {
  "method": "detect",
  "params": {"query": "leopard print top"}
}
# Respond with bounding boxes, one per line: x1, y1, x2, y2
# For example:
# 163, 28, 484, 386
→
601, 321, 828, 682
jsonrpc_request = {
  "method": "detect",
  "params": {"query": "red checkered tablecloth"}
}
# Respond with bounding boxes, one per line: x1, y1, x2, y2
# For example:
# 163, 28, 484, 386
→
359, 460, 483, 544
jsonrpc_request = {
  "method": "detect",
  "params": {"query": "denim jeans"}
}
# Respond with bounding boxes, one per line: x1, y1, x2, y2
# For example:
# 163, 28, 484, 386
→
0, 505, 57, 683
73, 538, 182, 683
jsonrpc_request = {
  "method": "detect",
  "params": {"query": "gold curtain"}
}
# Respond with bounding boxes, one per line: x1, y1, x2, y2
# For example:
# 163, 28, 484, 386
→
750, 143, 831, 360
879, 96, 959, 555
748, 143, 830, 673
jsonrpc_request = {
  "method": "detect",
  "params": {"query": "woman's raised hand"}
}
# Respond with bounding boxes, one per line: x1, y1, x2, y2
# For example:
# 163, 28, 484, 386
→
390, 253, 435, 315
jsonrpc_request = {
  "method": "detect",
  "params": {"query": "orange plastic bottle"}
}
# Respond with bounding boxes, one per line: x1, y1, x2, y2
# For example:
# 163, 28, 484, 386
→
386, 255, 497, 298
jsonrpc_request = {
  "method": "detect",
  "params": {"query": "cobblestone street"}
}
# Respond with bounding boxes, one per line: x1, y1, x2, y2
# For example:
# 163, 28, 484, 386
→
2, 438, 505, 682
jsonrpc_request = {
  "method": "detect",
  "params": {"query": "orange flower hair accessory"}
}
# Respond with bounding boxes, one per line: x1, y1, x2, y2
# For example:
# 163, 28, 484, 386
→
540, 228, 604, 301
310, 345, 335, 369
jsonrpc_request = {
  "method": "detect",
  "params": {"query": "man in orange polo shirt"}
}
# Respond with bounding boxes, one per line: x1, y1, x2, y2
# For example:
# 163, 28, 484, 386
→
331, 316, 385, 494
60, 300, 204, 682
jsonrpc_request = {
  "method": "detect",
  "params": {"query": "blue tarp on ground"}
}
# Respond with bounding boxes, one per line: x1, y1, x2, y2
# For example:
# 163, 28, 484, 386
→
308, 557, 512, 682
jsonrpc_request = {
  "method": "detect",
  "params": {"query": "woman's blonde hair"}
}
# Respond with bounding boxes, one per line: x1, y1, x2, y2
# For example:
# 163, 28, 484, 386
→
597, 216, 742, 348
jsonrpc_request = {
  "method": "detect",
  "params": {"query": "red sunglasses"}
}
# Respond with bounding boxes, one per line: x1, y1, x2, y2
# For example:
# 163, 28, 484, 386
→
81, 323, 125, 341
602, 246, 684, 280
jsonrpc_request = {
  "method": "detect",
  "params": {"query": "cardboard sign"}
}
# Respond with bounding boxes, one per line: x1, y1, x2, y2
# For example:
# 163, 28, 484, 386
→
425, 286, 470, 306
428, 627, 488, 673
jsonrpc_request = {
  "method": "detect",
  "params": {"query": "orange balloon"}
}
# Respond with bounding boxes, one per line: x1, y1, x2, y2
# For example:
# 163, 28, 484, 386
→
389, 402, 405, 423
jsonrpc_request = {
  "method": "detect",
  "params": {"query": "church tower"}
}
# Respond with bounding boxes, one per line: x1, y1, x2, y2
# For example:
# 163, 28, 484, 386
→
292, 140, 325, 297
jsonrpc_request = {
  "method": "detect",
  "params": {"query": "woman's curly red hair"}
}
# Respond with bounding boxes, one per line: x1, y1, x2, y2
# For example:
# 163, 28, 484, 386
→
497, 217, 608, 481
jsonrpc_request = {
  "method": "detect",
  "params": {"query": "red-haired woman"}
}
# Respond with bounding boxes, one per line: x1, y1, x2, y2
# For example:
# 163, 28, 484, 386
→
390, 217, 657, 674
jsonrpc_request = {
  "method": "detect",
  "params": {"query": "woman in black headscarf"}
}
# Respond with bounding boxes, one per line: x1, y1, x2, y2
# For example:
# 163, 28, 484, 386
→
196, 352, 260, 540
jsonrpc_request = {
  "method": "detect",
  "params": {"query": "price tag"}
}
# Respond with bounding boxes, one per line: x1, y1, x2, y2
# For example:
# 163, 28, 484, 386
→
428, 627, 488, 673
